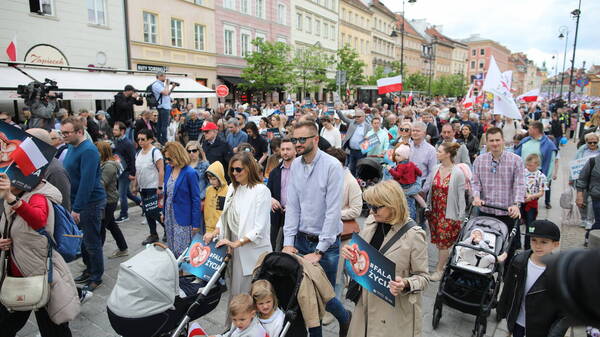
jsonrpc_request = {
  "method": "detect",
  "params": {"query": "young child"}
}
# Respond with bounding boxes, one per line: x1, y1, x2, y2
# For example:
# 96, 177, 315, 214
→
497, 220, 568, 337
456, 228, 506, 269
388, 143, 427, 210
204, 161, 229, 234
522, 154, 547, 250
251, 280, 285, 337
214, 294, 269, 337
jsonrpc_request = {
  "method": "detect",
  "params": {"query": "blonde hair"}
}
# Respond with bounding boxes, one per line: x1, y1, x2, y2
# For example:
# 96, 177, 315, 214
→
163, 141, 190, 168
363, 180, 409, 225
251, 279, 278, 310
526, 153, 541, 164
229, 293, 255, 316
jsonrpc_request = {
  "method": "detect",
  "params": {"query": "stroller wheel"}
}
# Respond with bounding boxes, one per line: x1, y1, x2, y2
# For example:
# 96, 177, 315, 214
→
473, 317, 487, 337
432, 305, 442, 330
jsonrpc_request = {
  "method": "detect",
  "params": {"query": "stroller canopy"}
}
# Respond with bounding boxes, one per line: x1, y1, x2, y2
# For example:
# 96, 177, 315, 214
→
107, 244, 179, 319
356, 157, 382, 181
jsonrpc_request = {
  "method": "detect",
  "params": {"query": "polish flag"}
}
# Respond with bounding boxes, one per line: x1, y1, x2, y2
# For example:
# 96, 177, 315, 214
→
407, 91, 413, 104
462, 84, 475, 109
517, 88, 540, 102
9, 137, 48, 176
377, 75, 403, 95
5, 35, 16, 62
188, 323, 208, 337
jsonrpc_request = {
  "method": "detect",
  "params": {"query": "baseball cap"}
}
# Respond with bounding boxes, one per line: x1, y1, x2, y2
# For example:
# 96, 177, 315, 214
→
526, 220, 560, 241
124, 85, 136, 92
200, 121, 218, 131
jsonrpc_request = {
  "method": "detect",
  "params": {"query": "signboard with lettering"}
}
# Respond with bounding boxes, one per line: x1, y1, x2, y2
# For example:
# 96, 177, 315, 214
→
216, 85, 229, 97
569, 155, 595, 180
24, 44, 68, 66
181, 237, 227, 281
136, 64, 168, 72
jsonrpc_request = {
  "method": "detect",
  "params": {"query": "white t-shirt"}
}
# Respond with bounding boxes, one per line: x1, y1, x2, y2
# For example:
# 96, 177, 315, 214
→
258, 308, 284, 337
136, 147, 163, 189
320, 127, 342, 148
516, 258, 546, 327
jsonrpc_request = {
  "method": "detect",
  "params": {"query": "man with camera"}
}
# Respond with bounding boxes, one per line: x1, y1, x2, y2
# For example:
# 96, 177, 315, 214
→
111, 85, 143, 127
151, 71, 178, 143
28, 91, 59, 132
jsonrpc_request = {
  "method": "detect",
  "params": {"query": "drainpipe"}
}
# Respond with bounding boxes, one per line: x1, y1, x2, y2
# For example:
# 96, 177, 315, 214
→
123, 0, 132, 70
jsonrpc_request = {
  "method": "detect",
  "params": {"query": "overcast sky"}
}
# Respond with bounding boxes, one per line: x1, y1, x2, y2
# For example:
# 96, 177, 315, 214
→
383, 0, 599, 75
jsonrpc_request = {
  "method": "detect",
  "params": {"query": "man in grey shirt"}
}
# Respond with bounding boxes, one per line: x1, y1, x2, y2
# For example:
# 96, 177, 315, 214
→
436, 123, 471, 166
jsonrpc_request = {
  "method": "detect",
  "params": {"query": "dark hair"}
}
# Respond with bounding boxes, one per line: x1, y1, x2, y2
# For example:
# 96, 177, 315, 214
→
449, 107, 457, 114
326, 148, 346, 166
229, 152, 262, 189
280, 137, 293, 146
529, 121, 544, 134
261, 117, 271, 127
440, 142, 461, 159
115, 121, 126, 131
485, 126, 503, 138
138, 128, 154, 139
270, 137, 282, 150
294, 120, 318, 134
244, 121, 259, 137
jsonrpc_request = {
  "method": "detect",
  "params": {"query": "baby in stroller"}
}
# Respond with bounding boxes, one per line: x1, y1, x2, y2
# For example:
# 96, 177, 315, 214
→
456, 228, 507, 270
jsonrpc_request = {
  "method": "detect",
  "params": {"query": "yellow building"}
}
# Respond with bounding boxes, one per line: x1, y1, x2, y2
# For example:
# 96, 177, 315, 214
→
395, 14, 426, 76
368, 0, 397, 73
450, 40, 468, 79
339, 0, 373, 76
128, 0, 217, 106
426, 26, 454, 79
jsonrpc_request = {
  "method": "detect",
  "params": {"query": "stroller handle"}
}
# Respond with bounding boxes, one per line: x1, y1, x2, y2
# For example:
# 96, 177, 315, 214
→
152, 242, 168, 250
480, 204, 509, 212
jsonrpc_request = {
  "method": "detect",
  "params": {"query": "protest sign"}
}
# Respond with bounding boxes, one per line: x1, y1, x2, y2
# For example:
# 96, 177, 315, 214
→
141, 193, 161, 220
181, 236, 227, 281
0, 121, 56, 191
360, 133, 381, 154
345, 233, 396, 306
266, 128, 281, 139
569, 155, 595, 180
285, 104, 294, 116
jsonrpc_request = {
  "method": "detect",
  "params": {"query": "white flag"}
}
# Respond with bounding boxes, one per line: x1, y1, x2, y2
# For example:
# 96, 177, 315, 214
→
482, 56, 521, 120
501, 71, 513, 91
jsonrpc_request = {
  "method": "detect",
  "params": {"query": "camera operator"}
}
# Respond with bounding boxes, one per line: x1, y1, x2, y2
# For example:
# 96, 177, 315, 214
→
28, 90, 58, 132
111, 85, 143, 127
151, 71, 178, 143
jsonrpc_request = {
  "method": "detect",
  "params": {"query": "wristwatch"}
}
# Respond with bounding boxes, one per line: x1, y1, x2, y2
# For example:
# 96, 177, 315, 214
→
314, 249, 324, 256
7, 197, 19, 206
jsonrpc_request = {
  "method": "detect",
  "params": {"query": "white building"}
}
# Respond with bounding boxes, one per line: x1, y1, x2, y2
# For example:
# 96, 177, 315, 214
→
0, 0, 128, 114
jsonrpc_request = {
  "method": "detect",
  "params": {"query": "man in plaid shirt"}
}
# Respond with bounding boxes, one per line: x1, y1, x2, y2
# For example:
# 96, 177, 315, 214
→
472, 127, 525, 253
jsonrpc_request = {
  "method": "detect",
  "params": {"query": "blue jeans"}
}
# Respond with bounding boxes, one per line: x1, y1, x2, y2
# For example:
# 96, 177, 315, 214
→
157, 108, 170, 143
520, 205, 538, 250
346, 149, 365, 177
294, 234, 340, 287
80, 199, 106, 283
118, 174, 141, 218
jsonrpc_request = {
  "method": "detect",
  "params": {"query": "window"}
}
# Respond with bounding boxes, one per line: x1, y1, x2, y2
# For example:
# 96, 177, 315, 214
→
87, 0, 106, 25
277, 36, 287, 43
479, 61, 484, 69
30, 0, 54, 15
194, 0, 203, 5
354, 37, 357, 49
224, 27, 235, 55
470, 61, 475, 69
277, 4, 285, 24
223, 0, 234, 9
342, 9, 346, 21
348, 11, 353, 23
471, 49, 476, 56
315, 19, 320, 36
341, 33, 345, 45
241, 32, 251, 56
194, 24, 205, 50
143, 12, 158, 43
171, 18, 183, 47
330, 24, 335, 40
480, 48, 485, 55
296, 14, 304, 31
306, 16, 312, 33
323, 23, 329, 39
325, 0, 330, 9
256, 0, 265, 18
255, 33, 266, 52
241, 0, 249, 14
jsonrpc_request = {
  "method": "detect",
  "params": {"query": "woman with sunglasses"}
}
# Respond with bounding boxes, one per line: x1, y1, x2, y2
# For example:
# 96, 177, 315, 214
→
162, 142, 201, 257
186, 141, 210, 202
341, 180, 429, 337
203, 152, 271, 319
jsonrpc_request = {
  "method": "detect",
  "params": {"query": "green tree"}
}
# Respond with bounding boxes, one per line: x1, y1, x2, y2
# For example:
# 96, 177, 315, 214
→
240, 39, 294, 99
403, 73, 429, 92
366, 66, 386, 85
291, 45, 334, 99
430, 74, 467, 97
335, 45, 366, 89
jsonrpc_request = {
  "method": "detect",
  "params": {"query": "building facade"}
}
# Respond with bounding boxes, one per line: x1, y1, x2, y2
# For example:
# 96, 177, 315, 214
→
425, 26, 453, 79
395, 14, 426, 76
216, 0, 291, 102
450, 40, 468, 78
0, 0, 128, 112
339, 0, 372, 76
461, 34, 512, 82
368, 0, 396, 73
128, 0, 217, 106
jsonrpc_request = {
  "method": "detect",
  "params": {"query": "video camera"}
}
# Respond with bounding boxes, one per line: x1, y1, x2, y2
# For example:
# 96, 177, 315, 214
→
16, 78, 63, 104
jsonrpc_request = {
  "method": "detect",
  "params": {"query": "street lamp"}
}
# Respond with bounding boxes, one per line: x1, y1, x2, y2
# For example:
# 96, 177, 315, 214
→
391, 0, 416, 79
558, 26, 569, 98
567, 1, 582, 104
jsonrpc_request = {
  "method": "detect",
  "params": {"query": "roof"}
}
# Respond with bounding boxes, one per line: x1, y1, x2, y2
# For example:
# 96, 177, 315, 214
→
344, 0, 370, 12
425, 26, 453, 44
395, 14, 422, 38
369, 0, 396, 19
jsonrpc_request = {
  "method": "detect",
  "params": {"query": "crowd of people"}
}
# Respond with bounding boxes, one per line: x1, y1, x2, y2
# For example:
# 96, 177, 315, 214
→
0, 70, 599, 337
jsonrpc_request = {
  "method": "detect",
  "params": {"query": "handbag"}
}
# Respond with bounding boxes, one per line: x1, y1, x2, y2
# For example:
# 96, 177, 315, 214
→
0, 213, 52, 311
346, 220, 416, 304
341, 219, 360, 241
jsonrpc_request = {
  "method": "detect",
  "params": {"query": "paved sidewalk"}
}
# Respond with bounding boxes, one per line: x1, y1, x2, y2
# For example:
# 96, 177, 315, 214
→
17, 142, 587, 337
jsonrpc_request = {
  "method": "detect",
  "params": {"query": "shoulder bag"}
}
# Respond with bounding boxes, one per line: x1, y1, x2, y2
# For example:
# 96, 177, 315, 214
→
0, 212, 52, 311
345, 220, 416, 304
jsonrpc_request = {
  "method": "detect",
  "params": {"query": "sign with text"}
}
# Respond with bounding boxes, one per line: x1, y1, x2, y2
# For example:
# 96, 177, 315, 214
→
0, 121, 56, 191
181, 236, 227, 281
285, 104, 294, 116
216, 85, 229, 97
24, 44, 68, 66
136, 64, 168, 72
141, 193, 161, 220
569, 155, 596, 180
345, 233, 396, 306
360, 133, 380, 154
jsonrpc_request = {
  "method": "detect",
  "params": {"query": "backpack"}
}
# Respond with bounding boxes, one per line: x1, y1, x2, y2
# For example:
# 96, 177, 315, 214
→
37, 203, 83, 263
145, 81, 162, 108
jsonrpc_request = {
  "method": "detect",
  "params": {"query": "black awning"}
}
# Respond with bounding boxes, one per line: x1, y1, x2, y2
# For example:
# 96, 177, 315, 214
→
218, 75, 246, 86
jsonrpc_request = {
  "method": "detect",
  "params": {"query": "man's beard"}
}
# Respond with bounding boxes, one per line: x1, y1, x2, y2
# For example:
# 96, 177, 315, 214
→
299, 143, 313, 156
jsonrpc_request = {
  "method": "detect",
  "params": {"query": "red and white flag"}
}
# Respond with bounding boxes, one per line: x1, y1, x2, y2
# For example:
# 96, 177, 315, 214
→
5, 34, 16, 62
188, 323, 208, 337
407, 91, 413, 104
377, 75, 403, 95
9, 137, 48, 176
482, 56, 521, 120
517, 88, 540, 102
462, 84, 475, 109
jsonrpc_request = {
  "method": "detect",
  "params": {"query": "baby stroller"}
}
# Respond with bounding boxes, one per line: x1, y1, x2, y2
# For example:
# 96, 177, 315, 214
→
107, 242, 229, 337
432, 205, 517, 337
252, 252, 307, 337
355, 157, 382, 216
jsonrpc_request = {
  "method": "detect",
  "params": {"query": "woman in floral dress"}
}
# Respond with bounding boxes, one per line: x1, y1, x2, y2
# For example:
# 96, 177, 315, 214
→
426, 142, 467, 281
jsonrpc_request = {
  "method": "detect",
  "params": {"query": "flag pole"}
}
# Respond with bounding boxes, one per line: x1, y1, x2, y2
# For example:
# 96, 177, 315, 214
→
3, 160, 14, 173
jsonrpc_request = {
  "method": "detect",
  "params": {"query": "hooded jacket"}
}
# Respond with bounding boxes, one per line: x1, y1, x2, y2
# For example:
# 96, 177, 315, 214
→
203, 161, 228, 234
0, 181, 80, 324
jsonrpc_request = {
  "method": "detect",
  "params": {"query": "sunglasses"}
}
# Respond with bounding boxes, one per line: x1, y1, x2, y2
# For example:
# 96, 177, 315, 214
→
290, 135, 315, 144
399, 128, 410, 132
587, 142, 598, 145
366, 204, 384, 213
137, 138, 147, 142
491, 159, 499, 174
353, 115, 364, 119
187, 149, 199, 153
231, 167, 244, 173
